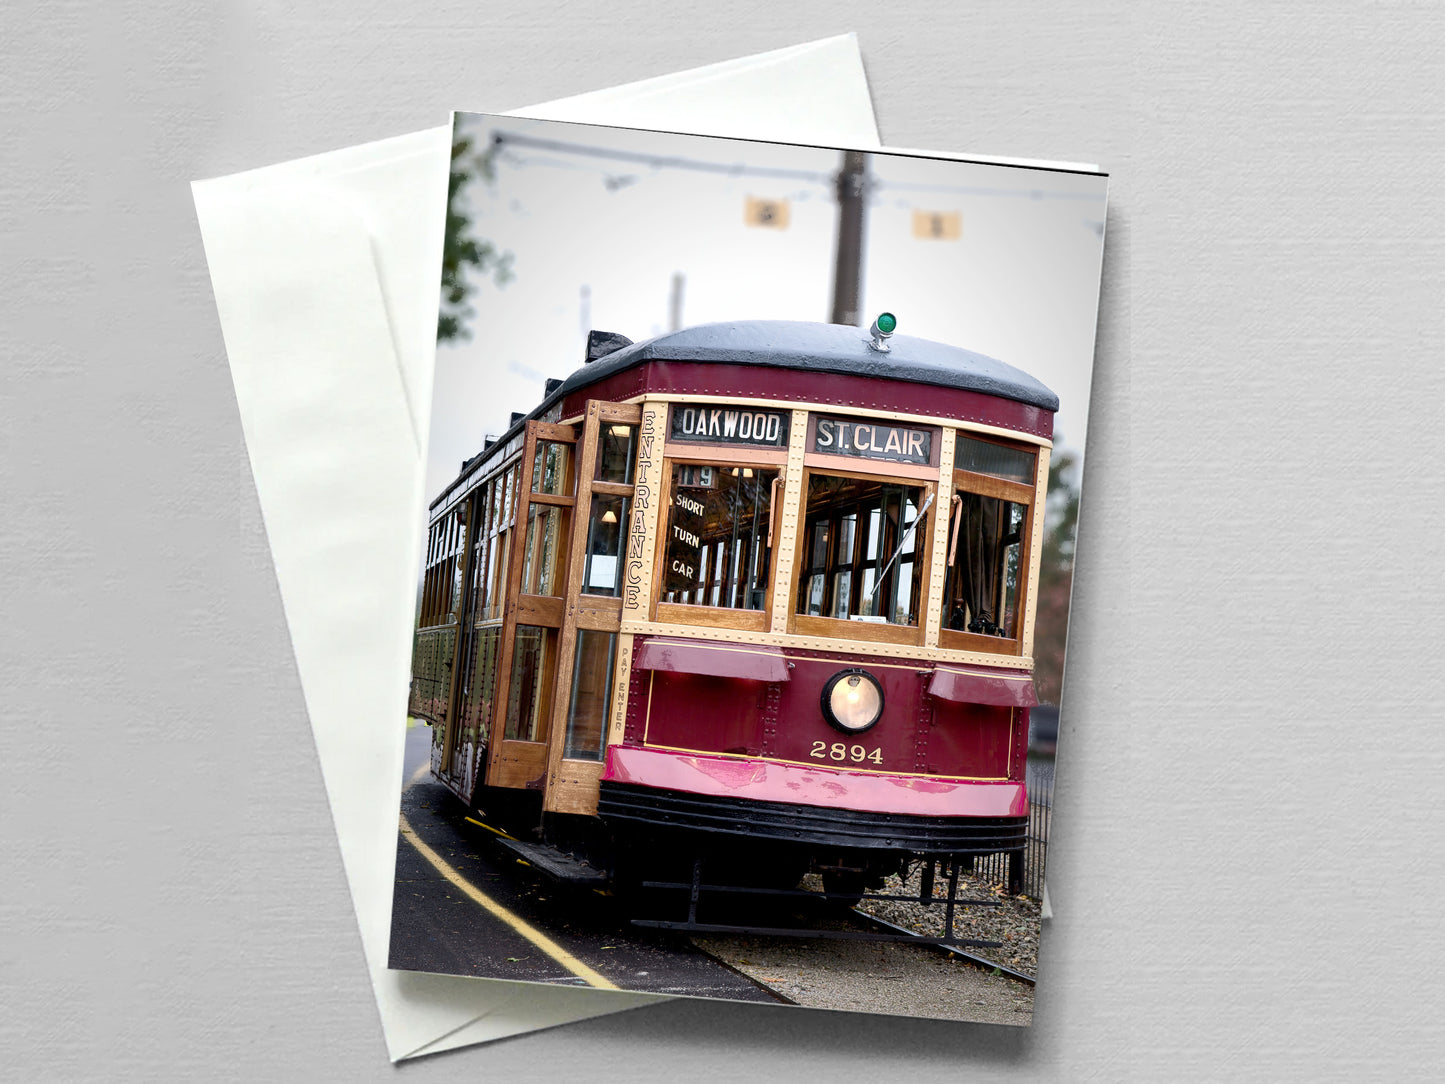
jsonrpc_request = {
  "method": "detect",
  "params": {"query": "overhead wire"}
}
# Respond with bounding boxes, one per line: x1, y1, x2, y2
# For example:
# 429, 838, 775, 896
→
489, 129, 1099, 204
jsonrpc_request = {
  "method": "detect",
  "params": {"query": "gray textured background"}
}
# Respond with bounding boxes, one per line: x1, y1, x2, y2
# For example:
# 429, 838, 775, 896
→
4, 3, 1442, 1079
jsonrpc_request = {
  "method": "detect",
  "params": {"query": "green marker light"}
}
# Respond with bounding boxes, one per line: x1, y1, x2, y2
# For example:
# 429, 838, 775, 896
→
868, 312, 897, 351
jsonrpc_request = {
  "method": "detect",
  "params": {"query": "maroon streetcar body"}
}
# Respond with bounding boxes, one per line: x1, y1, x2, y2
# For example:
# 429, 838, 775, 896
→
562, 360, 1055, 441
411, 319, 1058, 893
625, 643, 1027, 784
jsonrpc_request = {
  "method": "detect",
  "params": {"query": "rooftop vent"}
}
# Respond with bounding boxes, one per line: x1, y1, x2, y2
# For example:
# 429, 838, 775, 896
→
510, 411, 526, 428
544, 377, 563, 396
585, 329, 633, 363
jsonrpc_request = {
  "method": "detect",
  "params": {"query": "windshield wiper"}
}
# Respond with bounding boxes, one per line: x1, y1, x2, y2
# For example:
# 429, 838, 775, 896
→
865, 490, 935, 611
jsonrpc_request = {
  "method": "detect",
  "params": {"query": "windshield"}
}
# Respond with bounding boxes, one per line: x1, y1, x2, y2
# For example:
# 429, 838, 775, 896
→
796, 473, 928, 626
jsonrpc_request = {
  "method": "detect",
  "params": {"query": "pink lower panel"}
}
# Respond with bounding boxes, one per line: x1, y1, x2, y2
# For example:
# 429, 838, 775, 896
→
603, 745, 1027, 818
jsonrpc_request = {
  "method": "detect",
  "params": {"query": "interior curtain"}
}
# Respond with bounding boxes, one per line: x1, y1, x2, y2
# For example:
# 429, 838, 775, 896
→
957, 493, 1003, 634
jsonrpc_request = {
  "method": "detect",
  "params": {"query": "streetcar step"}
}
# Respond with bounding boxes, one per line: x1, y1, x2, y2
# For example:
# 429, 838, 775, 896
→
493, 837, 609, 887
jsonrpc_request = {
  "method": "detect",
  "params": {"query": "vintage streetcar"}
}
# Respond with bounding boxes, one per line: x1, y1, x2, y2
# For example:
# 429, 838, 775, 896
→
409, 316, 1055, 916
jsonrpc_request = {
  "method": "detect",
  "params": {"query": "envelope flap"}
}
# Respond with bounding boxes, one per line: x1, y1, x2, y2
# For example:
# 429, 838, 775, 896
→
195, 186, 506, 1053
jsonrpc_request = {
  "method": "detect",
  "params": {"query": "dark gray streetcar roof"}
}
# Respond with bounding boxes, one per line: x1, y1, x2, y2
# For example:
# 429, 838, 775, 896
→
556, 320, 1059, 412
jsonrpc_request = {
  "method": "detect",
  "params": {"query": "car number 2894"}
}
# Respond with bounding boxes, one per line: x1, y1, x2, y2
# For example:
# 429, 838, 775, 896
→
809, 740, 883, 765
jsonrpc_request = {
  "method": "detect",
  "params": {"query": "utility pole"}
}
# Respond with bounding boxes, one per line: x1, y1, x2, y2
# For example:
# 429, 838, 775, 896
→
668, 271, 685, 332
579, 283, 591, 356
829, 150, 869, 326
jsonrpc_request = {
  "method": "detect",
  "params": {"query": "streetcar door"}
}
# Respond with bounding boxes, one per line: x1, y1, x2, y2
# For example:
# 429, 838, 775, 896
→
484, 420, 579, 793
540, 401, 641, 816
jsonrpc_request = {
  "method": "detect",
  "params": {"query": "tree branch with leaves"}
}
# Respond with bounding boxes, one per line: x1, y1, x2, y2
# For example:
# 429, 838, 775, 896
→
437, 134, 514, 343
1033, 446, 1079, 707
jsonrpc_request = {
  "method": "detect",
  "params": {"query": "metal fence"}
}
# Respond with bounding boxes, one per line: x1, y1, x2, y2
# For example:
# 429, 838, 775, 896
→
968, 757, 1053, 900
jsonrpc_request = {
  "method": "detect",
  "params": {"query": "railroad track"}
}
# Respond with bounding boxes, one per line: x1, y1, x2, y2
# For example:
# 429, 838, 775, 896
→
849, 908, 1036, 986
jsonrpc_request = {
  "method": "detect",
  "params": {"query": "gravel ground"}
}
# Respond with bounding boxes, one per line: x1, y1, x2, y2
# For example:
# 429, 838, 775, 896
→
856, 865, 1041, 978
685, 867, 1039, 1025
691, 928, 1034, 1025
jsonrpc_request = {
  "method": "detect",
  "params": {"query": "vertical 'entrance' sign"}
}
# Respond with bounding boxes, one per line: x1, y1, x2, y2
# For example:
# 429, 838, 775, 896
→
623, 406, 663, 615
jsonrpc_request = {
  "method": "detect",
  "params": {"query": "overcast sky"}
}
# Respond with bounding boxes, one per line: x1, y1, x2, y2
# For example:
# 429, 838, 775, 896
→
427, 115, 1108, 505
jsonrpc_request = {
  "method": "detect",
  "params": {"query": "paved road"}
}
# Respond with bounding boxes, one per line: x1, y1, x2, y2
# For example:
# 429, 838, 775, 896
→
388, 723, 782, 1001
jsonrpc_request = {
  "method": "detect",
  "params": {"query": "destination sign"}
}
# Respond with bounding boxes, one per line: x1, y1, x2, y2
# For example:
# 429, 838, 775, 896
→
811, 415, 934, 465
662, 489, 706, 593
670, 405, 789, 448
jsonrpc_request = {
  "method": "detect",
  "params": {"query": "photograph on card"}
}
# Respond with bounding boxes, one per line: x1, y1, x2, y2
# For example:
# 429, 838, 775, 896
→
389, 113, 1107, 1026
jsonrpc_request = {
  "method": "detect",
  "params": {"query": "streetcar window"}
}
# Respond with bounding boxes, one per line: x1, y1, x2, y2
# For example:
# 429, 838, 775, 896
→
582, 494, 628, 596
420, 522, 439, 625
954, 433, 1036, 484
659, 463, 778, 610
532, 440, 573, 496
797, 474, 927, 626
596, 423, 637, 484
423, 522, 441, 625
504, 625, 551, 743
421, 504, 470, 627
944, 493, 1027, 638
500, 462, 517, 523
564, 630, 616, 760
520, 503, 565, 596
449, 505, 468, 617
459, 625, 501, 747
467, 483, 490, 618
482, 464, 519, 620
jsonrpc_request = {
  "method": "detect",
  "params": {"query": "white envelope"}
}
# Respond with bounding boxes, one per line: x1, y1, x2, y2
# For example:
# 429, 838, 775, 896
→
192, 35, 880, 1062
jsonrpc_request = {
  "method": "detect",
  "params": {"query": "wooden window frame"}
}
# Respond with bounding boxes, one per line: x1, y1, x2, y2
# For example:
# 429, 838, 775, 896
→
437, 494, 476, 773
542, 400, 642, 815
937, 445, 1040, 658
486, 421, 578, 791
651, 445, 787, 630
786, 465, 935, 648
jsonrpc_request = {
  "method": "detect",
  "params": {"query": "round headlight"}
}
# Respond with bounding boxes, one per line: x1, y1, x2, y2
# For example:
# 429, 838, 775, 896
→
820, 669, 884, 734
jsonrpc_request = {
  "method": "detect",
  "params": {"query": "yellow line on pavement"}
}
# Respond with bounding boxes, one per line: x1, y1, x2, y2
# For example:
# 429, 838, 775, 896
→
463, 815, 515, 841
397, 813, 619, 990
